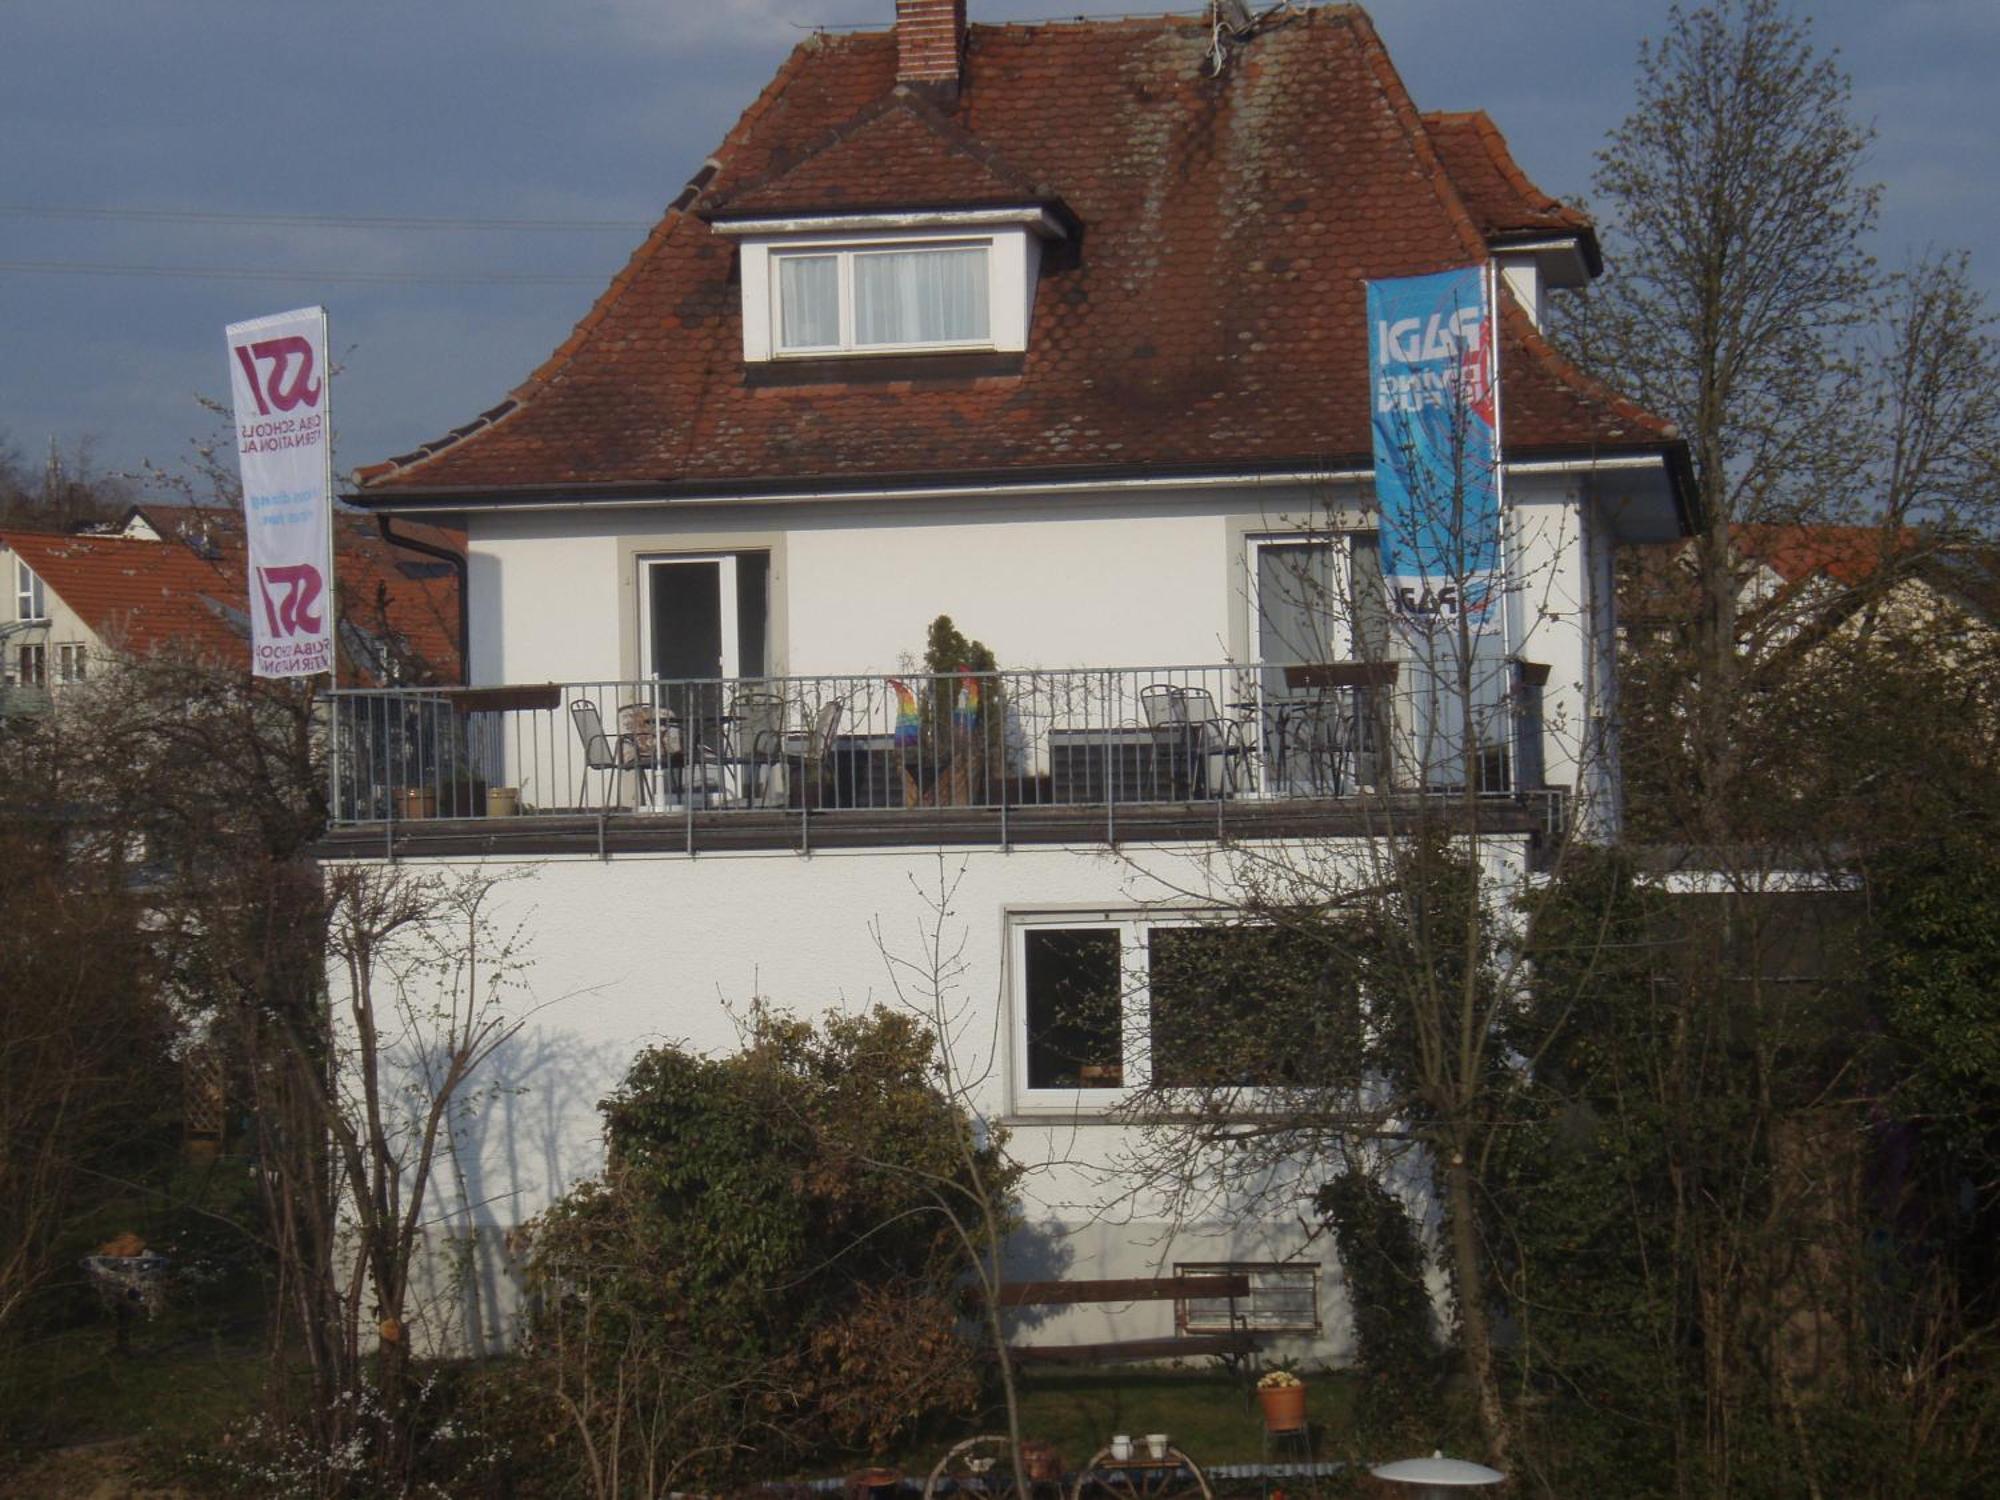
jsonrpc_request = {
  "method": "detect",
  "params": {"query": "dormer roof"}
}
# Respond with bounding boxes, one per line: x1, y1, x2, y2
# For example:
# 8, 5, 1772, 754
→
703, 87, 1066, 227
355, 8, 1677, 502
1422, 109, 1600, 268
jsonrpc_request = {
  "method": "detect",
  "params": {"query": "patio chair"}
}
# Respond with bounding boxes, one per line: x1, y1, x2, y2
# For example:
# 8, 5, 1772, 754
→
570, 697, 656, 810
729, 688, 789, 806
1281, 691, 1352, 795
782, 696, 843, 809
1141, 684, 1250, 799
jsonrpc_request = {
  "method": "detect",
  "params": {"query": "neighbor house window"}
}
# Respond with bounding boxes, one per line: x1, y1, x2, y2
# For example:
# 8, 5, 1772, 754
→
16, 560, 47, 621
773, 242, 991, 354
56, 643, 87, 684
1010, 914, 1358, 1110
16, 644, 46, 688
1175, 1262, 1322, 1334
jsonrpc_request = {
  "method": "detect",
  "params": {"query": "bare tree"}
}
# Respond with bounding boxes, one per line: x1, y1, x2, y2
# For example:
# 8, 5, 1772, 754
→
1553, 0, 1879, 836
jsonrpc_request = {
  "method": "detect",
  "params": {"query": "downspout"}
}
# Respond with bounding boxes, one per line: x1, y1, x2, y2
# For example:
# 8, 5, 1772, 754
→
376, 515, 469, 685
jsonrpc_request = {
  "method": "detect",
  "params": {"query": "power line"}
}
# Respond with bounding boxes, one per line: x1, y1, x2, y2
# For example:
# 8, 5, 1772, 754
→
0, 259, 606, 286
0, 204, 654, 233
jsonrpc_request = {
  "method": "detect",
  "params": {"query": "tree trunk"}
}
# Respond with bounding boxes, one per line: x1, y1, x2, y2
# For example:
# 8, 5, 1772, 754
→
1441, 1147, 1512, 1471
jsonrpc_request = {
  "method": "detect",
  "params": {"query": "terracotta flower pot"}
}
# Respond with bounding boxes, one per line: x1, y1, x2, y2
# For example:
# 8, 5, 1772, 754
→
1258, 1382, 1308, 1432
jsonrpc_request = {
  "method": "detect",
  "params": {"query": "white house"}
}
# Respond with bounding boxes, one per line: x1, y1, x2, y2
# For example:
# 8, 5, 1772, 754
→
327, 1, 1692, 1360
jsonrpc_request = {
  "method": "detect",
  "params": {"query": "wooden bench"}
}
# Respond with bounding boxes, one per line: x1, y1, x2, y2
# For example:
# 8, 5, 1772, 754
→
997, 1275, 1258, 1367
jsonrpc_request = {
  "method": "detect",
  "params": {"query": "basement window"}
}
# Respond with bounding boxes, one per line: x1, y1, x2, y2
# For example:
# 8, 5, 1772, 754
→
1009, 912, 1361, 1112
1175, 1262, 1322, 1334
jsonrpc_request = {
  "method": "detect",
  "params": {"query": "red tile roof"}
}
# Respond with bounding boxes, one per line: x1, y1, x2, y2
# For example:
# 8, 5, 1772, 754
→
2, 511, 461, 683
356, 7, 1677, 500
1420, 110, 1597, 249
1733, 524, 1920, 589
709, 89, 1059, 219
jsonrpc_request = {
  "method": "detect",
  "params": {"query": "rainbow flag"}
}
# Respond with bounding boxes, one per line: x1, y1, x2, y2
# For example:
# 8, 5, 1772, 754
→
953, 670, 982, 734
888, 678, 920, 748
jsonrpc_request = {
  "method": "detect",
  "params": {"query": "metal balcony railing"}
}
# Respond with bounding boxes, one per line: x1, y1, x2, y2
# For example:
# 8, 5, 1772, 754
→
325, 660, 1536, 830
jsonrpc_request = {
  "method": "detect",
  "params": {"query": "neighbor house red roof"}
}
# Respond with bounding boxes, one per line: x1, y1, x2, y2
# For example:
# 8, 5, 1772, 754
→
1733, 524, 1920, 590
356, 7, 1675, 500
3, 511, 461, 683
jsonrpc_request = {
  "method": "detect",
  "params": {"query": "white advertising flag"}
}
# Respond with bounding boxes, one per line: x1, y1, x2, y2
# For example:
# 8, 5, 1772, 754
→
226, 306, 335, 678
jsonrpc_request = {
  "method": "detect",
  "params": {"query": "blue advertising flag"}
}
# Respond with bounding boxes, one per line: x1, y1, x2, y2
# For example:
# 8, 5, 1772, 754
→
1366, 266, 1501, 634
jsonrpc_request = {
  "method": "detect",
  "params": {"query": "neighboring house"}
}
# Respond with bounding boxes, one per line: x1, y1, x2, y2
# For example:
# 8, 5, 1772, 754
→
0, 507, 461, 711
1619, 523, 1998, 669
325, 2, 1691, 1359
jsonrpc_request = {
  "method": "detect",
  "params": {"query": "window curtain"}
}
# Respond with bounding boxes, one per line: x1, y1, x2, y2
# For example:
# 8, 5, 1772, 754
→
777, 254, 839, 349
854, 246, 988, 346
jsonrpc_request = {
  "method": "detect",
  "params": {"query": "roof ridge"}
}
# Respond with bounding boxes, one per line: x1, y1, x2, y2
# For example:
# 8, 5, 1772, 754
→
1461, 110, 1567, 217
1345, 9, 1492, 269
701, 83, 1052, 218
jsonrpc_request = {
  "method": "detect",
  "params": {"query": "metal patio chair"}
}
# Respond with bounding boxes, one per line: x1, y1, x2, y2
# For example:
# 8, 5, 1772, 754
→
1141, 683, 1250, 799
729, 687, 790, 806
782, 696, 844, 809
570, 697, 657, 810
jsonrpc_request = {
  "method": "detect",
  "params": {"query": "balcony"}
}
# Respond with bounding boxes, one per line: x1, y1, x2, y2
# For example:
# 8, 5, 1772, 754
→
321, 662, 1550, 858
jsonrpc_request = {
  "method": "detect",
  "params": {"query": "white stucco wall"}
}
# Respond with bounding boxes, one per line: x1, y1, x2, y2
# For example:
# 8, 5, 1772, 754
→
467, 482, 1355, 685
341, 832, 1533, 1361
0, 544, 104, 694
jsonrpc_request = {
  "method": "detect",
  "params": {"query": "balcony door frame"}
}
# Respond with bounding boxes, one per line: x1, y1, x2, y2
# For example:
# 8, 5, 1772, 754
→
640, 553, 743, 684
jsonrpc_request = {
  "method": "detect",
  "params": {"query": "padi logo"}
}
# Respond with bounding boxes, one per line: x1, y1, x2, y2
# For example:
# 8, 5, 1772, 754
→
256, 563, 325, 639
1375, 306, 1484, 366
233, 336, 322, 416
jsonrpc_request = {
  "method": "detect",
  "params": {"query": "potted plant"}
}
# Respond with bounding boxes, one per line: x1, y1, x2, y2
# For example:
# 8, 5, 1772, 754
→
898, 615, 1003, 807
1257, 1367, 1308, 1432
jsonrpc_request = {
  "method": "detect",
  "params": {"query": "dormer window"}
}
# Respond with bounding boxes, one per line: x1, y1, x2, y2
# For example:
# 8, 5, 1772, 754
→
774, 240, 991, 354
715, 208, 1065, 365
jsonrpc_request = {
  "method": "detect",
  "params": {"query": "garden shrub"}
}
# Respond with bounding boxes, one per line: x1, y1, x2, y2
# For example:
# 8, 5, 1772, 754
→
521, 1006, 1017, 1488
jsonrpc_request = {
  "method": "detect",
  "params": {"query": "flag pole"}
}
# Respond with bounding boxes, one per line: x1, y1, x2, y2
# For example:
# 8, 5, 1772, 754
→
319, 305, 338, 684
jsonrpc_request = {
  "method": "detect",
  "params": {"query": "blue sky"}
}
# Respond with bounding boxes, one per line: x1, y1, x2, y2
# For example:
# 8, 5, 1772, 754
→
2, 0, 1992, 491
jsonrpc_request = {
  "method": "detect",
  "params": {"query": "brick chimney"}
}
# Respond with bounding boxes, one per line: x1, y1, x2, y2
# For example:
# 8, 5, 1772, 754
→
896, 0, 967, 90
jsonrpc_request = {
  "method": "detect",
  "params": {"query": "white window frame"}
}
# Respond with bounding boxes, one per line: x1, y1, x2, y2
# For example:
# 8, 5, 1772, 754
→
1175, 1261, 1323, 1335
1009, 915, 1149, 1113
724, 214, 1052, 364
56, 642, 87, 685
16, 643, 46, 688
16, 559, 47, 622
1008, 910, 1345, 1116
639, 552, 744, 683
770, 239, 993, 357
1246, 532, 1362, 668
